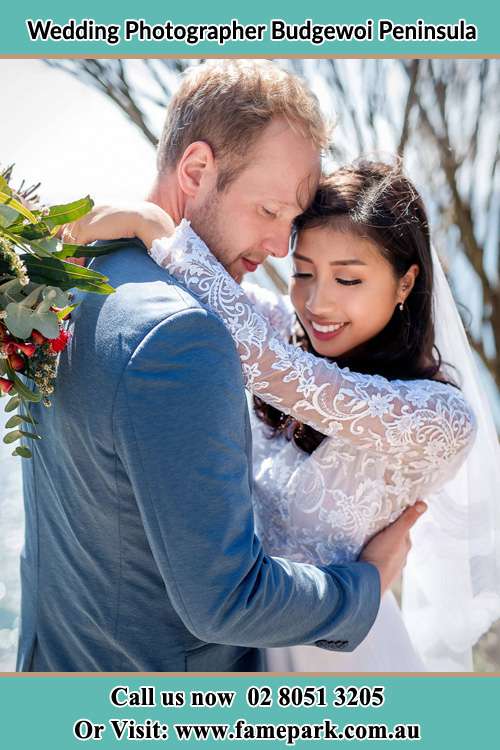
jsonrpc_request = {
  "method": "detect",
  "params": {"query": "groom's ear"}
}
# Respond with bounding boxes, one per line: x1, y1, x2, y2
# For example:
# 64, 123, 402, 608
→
177, 141, 217, 198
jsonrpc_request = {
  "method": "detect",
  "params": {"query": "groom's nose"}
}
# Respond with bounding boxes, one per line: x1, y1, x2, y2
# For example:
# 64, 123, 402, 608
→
263, 227, 291, 259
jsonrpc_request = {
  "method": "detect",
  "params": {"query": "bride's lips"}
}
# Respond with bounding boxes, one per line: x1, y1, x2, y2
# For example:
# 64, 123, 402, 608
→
242, 258, 260, 273
309, 320, 348, 342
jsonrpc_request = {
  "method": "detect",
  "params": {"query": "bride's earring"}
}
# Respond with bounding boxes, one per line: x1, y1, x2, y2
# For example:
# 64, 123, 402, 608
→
399, 302, 404, 311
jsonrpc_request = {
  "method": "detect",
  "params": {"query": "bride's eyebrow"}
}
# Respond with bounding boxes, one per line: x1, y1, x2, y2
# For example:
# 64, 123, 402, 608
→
330, 259, 367, 266
293, 253, 367, 266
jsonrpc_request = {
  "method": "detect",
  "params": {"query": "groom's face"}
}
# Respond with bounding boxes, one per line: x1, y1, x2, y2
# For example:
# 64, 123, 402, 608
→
186, 118, 321, 282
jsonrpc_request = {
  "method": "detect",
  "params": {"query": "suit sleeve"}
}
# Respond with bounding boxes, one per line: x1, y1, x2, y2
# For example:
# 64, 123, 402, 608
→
113, 306, 380, 650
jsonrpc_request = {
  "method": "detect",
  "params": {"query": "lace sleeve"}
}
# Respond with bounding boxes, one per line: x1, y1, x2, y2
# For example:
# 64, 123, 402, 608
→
241, 281, 295, 341
150, 220, 477, 464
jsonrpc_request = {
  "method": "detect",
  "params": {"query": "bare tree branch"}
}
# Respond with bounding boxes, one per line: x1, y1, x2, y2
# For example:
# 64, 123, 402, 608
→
398, 60, 420, 156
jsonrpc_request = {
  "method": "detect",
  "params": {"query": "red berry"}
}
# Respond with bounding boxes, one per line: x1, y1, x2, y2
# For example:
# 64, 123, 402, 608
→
0, 377, 14, 394
8, 353, 25, 372
31, 330, 46, 346
16, 343, 36, 357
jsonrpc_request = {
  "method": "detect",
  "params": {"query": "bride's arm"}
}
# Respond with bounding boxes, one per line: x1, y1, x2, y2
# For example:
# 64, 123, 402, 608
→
68, 205, 476, 467
241, 282, 295, 342
150, 221, 477, 465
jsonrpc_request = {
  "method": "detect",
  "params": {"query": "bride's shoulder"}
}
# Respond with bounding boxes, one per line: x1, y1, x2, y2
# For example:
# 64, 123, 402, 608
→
392, 375, 476, 430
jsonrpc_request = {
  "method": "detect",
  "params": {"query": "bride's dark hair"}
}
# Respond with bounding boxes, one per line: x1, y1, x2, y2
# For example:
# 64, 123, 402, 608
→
254, 159, 447, 455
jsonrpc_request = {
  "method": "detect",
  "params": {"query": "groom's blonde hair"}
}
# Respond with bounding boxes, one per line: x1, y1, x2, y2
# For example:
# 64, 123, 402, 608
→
157, 60, 328, 190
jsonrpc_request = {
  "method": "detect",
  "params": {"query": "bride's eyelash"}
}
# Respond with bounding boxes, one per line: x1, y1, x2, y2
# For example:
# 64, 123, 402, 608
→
291, 274, 362, 285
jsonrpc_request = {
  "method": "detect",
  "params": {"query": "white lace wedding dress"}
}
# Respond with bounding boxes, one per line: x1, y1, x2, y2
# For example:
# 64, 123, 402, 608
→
150, 221, 477, 672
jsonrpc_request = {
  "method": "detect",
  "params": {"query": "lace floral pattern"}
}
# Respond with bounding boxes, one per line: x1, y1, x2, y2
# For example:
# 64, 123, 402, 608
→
150, 220, 477, 565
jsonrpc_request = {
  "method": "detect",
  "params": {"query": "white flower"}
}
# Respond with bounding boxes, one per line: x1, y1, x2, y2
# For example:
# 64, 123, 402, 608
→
405, 387, 432, 408
366, 392, 393, 417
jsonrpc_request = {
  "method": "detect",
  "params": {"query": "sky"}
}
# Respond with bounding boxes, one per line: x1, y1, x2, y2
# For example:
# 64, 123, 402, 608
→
0, 59, 155, 204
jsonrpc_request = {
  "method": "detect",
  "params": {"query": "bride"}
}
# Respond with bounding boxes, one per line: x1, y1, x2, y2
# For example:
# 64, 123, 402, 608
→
74, 160, 500, 671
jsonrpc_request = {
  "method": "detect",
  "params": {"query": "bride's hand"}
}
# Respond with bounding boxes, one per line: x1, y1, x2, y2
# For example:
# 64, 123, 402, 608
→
60, 201, 176, 250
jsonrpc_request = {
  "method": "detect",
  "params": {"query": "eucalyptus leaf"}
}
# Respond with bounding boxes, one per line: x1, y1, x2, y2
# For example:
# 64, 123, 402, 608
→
5, 415, 24, 428
3, 429, 23, 444
5, 395, 21, 412
5, 414, 37, 429
12, 446, 32, 459
43, 285, 71, 308
19, 284, 45, 308
4, 362, 42, 403
4, 302, 34, 338
35, 314, 61, 339
18, 429, 42, 441
0, 278, 22, 295
4, 301, 60, 339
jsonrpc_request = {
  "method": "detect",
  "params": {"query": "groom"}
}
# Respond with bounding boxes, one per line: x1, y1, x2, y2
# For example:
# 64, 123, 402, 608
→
18, 60, 423, 672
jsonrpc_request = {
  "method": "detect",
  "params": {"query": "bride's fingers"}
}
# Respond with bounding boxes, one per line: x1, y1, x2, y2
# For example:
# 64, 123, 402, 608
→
394, 500, 427, 533
60, 222, 78, 244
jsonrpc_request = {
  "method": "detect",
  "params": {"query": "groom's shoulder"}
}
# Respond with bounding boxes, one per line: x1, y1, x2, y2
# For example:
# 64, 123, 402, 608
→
81, 242, 233, 349
87, 242, 198, 316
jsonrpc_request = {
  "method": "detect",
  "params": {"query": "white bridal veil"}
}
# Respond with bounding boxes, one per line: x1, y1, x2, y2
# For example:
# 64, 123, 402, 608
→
402, 246, 500, 671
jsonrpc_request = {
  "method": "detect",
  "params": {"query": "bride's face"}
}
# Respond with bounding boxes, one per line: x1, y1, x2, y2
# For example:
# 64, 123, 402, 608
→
290, 226, 418, 359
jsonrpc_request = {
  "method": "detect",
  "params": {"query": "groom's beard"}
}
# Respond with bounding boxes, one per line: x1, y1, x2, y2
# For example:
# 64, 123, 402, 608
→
188, 191, 249, 283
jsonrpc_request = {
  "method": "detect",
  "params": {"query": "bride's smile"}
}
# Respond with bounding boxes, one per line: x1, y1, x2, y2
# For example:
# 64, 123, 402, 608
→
290, 226, 419, 359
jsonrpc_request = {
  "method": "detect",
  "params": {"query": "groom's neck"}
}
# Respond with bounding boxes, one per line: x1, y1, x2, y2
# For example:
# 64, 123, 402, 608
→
147, 173, 185, 226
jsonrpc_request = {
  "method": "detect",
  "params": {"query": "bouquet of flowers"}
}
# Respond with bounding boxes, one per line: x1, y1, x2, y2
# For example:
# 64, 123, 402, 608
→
0, 166, 116, 458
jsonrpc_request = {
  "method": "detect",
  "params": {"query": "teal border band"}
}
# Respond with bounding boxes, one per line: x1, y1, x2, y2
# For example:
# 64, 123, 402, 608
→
1, 675, 498, 748
1, 1, 498, 56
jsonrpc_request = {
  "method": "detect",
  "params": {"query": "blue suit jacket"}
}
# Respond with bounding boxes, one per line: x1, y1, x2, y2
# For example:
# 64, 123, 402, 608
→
17, 243, 380, 671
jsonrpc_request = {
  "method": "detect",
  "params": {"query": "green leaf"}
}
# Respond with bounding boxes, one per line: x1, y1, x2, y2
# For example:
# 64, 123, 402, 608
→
4, 303, 34, 339
0, 278, 22, 295
3, 429, 22, 444
0, 191, 37, 223
23, 255, 115, 295
12, 445, 32, 459
5, 414, 37, 429
5, 395, 21, 412
52, 238, 138, 260
56, 303, 78, 320
0, 174, 12, 195
19, 284, 45, 308
18, 429, 42, 441
3, 428, 40, 443
44, 197, 94, 228
5, 415, 24, 428
4, 300, 60, 340
4, 362, 42, 403
42, 285, 71, 308
8, 221, 53, 241
31, 237, 62, 257
0, 205, 19, 228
